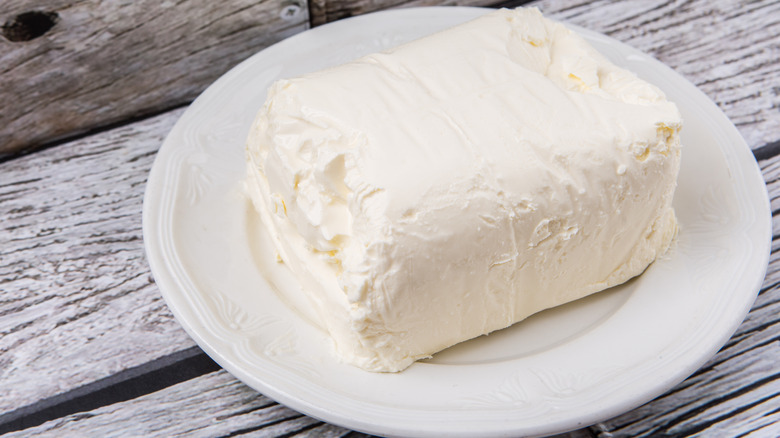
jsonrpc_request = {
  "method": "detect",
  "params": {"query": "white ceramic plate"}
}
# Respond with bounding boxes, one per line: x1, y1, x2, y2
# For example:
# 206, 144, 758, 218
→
143, 7, 771, 438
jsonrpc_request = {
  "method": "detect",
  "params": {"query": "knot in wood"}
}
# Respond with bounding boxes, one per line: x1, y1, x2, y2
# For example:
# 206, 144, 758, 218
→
2, 10, 58, 42
280, 1, 303, 20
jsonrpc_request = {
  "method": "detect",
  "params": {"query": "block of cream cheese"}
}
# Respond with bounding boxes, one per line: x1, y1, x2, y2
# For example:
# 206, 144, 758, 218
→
245, 7, 682, 372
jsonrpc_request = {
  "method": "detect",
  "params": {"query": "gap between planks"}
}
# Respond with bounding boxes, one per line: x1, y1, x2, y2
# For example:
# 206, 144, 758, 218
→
0, 347, 219, 435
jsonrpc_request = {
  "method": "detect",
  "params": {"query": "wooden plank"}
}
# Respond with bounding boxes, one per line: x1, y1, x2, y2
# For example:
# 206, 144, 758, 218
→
0, 108, 197, 414
0, 371, 343, 438
0, 347, 219, 435
536, 0, 780, 149
0, 369, 596, 437
0, 0, 308, 157
308, 0, 510, 27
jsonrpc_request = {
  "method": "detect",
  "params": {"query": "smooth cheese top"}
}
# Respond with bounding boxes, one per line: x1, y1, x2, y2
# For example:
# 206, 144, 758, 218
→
247, 7, 682, 371
258, 7, 679, 251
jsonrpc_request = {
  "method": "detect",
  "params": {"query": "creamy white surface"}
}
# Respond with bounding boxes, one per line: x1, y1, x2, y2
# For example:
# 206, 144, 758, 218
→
245, 7, 682, 372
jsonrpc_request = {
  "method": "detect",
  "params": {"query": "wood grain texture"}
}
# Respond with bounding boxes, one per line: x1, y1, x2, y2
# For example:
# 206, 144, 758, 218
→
1, 371, 353, 438
0, 108, 196, 414
1, 369, 596, 438
0, 347, 219, 435
0, 0, 308, 157
536, 0, 780, 150
308, 0, 503, 26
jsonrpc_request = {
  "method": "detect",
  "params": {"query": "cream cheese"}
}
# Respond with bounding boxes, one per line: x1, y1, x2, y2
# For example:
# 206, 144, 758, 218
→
245, 7, 682, 372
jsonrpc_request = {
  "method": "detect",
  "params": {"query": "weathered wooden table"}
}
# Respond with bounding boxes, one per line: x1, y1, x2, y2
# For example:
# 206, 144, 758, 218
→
2, 0, 779, 436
